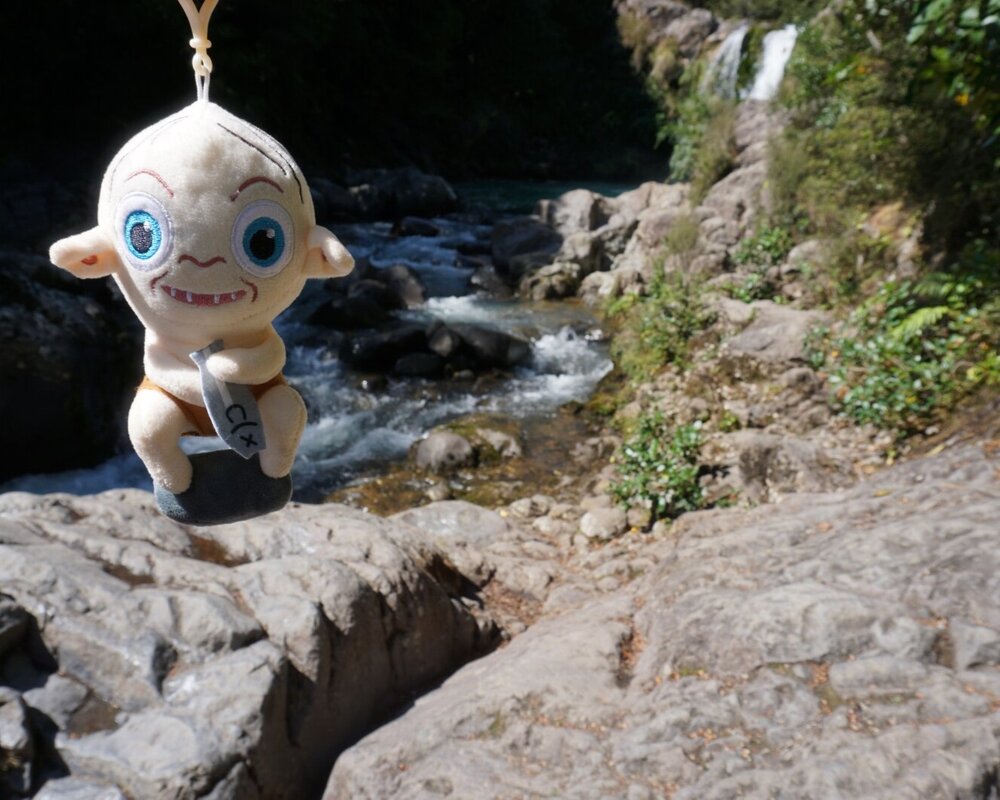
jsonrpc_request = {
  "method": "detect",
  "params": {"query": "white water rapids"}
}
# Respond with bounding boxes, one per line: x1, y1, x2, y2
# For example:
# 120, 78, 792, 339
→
2, 214, 613, 502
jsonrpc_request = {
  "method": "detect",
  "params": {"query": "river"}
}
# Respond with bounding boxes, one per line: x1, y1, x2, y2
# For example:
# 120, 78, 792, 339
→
2, 182, 625, 502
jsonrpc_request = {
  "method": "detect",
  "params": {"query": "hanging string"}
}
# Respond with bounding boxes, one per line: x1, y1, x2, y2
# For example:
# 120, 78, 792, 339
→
176, 0, 220, 102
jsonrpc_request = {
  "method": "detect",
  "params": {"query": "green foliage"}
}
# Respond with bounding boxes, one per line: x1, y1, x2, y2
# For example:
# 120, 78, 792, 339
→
737, 24, 770, 92
611, 414, 706, 522
810, 245, 1000, 434
692, 0, 825, 23
905, 0, 1000, 150
663, 214, 701, 268
667, 94, 712, 179
734, 225, 794, 267
721, 269, 779, 303
689, 100, 738, 201
774, 1, 1000, 249
668, 94, 737, 200
608, 270, 715, 382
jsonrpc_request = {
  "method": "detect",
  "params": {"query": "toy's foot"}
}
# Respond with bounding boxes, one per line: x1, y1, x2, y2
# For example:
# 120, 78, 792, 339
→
154, 450, 292, 526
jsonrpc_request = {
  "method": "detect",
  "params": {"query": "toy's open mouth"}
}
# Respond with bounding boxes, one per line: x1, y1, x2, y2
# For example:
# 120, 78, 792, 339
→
160, 284, 247, 306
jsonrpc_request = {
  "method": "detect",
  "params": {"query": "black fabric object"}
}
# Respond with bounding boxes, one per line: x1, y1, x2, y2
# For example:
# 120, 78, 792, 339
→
154, 451, 291, 526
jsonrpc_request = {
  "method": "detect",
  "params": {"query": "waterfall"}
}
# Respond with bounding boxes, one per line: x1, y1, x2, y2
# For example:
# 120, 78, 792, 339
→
701, 23, 748, 99
746, 24, 799, 101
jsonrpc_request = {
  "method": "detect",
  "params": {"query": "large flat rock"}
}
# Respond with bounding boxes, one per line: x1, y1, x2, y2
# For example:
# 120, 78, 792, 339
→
0, 492, 497, 799
328, 441, 1000, 799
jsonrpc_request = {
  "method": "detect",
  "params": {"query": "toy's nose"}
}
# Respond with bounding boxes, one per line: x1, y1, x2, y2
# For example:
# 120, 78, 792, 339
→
179, 254, 227, 269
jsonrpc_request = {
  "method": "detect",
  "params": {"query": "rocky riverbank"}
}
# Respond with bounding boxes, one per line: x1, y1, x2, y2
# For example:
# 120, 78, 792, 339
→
3, 1, 999, 797
2, 409, 997, 799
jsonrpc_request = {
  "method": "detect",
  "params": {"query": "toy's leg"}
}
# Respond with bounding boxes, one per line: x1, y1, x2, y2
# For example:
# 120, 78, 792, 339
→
257, 384, 307, 479
128, 389, 196, 493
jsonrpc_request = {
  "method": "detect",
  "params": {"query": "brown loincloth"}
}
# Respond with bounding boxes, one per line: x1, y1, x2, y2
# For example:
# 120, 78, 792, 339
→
137, 373, 287, 437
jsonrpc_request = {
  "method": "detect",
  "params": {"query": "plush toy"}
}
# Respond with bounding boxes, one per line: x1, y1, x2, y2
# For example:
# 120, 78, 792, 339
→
49, 0, 354, 525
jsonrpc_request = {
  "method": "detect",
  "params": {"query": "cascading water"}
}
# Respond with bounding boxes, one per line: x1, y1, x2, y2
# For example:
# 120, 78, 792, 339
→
1, 211, 614, 502
701, 22, 749, 99
747, 24, 799, 100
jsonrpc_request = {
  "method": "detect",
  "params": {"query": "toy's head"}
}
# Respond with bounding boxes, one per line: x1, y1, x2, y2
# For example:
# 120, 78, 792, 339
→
50, 101, 353, 340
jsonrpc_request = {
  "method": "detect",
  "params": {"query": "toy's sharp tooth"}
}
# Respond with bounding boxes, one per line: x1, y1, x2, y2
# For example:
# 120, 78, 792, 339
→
170, 287, 177, 297
186, 291, 193, 302
231, 292, 238, 300
214, 294, 220, 304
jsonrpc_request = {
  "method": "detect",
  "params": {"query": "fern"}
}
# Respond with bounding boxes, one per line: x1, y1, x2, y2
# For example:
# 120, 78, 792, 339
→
890, 305, 953, 340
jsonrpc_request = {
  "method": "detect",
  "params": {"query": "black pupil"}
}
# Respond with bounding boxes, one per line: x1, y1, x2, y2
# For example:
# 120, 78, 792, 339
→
250, 228, 276, 261
130, 222, 153, 254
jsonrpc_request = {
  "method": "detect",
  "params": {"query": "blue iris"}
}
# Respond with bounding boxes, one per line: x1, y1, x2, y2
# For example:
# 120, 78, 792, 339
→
241, 216, 285, 269
124, 210, 162, 260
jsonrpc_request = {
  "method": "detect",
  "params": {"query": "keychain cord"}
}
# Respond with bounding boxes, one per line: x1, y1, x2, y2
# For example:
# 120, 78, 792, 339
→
176, 0, 219, 102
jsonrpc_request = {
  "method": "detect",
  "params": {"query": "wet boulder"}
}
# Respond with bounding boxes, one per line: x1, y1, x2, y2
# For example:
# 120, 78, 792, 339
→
310, 177, 359, 222
346, 168, 458, 220
0, 249, 142, 483
381, 264, 426, 308
491, 217, 562, 273
519, 262, 583, 301
393, 217, 441, 238
534, 189, 614, 238
338, 324, 428, 371
309, 294, 389, 330
394, 353, 446, 379
450, 324, 531, 369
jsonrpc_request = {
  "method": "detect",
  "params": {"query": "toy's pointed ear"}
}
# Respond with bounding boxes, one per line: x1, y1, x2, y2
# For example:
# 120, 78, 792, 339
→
304, 225, 355, 279
50, 227, 122, 278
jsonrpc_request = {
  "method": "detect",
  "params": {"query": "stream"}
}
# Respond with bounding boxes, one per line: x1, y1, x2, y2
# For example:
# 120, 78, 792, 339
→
2, 184, 621, 502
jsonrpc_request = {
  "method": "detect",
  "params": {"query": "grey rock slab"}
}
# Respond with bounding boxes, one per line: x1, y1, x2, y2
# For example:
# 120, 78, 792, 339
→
580, 506, 629, 541
723, 300, 829, 366
0, 594, 28, 659
329, 443, 1000, 800
33, 778, 127, 800
0, 687, 34, 796
0, 491, 490, 800
703, 430, 856, 502
326, 595, 634, 800
392, 500, 512, 547
22, 673, 89, 731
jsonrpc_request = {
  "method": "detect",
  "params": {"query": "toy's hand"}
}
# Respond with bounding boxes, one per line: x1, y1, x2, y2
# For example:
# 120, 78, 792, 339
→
205, 335, 285, 385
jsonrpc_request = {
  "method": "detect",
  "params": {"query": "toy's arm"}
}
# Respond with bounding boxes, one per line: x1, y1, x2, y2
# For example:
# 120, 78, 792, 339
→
145, 342, 205, 399
205, 332, 285, 385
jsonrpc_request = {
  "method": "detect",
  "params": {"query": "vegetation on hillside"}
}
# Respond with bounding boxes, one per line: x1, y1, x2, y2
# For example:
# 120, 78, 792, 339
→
774, 0, 1000, 434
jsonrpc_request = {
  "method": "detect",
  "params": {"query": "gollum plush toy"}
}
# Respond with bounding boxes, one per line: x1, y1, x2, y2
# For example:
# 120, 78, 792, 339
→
49, 0, 354, 525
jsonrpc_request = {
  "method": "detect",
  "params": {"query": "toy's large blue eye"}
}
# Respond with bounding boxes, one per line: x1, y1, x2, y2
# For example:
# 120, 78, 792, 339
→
242, 216, 285, 268
232, 200, 295, 277
115, 192, 173, 271
125, 210, 162, 260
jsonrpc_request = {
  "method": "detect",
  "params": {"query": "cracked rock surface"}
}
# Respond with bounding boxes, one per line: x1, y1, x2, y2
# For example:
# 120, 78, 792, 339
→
328, 441, 1000, 800
0, 493, 498, 799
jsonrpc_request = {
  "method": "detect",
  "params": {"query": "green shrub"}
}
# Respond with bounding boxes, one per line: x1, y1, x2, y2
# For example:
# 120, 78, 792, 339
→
776, 3, 999, 250
692, 0, 825, 23
734, 225, 794, 267
611, 414, 705, 522
722, 269, 778, 303
690, 101, 738, 201
810, 245, 1000, 435
608, 270, 715, 382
